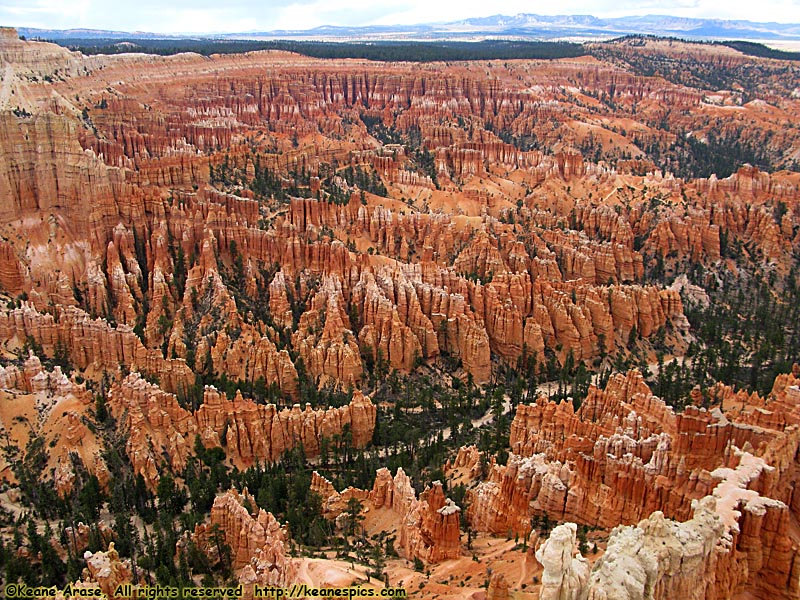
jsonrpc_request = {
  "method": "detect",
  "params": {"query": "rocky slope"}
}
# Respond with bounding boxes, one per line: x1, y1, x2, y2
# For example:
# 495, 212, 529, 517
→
190, 488, 298, 586
1, 29, 797, 400
462, 368, 800, 599
0, 352, 109, 495
311, 467, 462, 564
108, 372, 375, 486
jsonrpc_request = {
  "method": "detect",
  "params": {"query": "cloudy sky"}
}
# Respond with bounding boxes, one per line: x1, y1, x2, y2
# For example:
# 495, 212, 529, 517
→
2, 0, 800, 33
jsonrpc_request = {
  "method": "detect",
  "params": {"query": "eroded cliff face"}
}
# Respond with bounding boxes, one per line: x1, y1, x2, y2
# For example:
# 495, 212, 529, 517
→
464, 369, 800, 599
2, 30, 797, 401
535, 523, 589, 600
108, 373, 375, 486
0, 30, 799, 600
0, 352, 110, 495
0, 302, 194, 393
190, 488, 298, 586
311, 467, 462, 564
538, 473, 800, 600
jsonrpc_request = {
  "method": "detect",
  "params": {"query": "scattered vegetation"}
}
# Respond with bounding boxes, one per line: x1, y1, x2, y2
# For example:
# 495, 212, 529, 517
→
54, 38, 586, 62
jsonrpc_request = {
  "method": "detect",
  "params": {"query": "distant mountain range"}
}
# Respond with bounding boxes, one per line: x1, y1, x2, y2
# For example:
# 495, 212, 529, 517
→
17, 13, 800, 42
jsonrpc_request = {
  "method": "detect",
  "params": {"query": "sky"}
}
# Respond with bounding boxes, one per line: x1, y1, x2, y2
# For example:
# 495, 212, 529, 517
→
2, 0, 800, 34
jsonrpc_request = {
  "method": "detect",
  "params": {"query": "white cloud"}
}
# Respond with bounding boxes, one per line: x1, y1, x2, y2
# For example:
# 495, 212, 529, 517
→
271, 0, 409, 30
155, 8, 259, 34
1, 0, 92, 27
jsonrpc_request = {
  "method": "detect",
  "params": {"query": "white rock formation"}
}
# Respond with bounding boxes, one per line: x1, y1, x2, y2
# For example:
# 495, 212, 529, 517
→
583, 497, 725, 600
535, 522, 590, 600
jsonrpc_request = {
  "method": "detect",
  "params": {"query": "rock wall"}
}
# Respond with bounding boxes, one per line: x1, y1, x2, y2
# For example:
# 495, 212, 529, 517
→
0, 303, 194, 393
469, 369, 800, 599
540, 454, 800, 600
312, 467, 462, 564
370, 467, 462, 563
0, 353, 110, 496
191, 489, 298, 586
108, 373, 376, 486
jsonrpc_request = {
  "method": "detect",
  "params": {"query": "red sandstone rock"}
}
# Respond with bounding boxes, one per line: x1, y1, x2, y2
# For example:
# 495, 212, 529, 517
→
445, 445, 484, 480
0, 37, 798, 600
465, 368, 800, 599
192, 489, 298, 586
312, 467, 462, 564
486, 573, 510, 600
10, 34, 794, 395
108, 373, 375, 486
293, 275, 363, 386
371, 467, 462, 563
82, 543, 132, 599
0, 303, 194, 393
